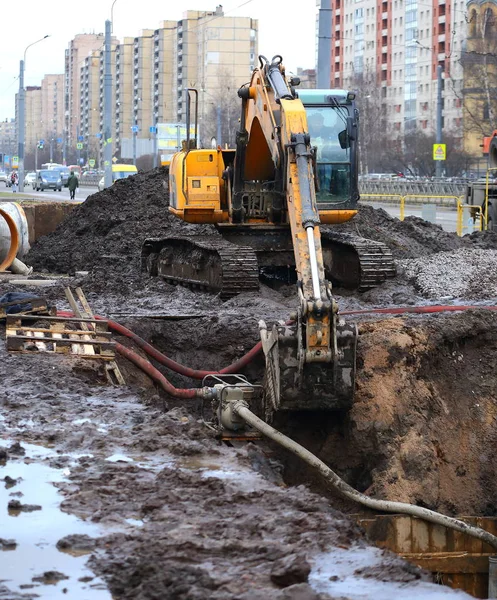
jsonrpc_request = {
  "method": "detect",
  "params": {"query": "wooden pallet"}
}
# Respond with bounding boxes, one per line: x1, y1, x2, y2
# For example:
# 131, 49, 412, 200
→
64, 287, 125, 385
6, 314, 115, 358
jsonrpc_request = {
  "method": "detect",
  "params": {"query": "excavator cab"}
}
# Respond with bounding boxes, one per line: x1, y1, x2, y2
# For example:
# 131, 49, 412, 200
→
300, 89, 359, 218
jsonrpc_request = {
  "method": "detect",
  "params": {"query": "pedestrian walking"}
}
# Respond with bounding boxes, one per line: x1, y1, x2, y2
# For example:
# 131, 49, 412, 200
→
67, 170, 79, 200
11, 171, 18, 193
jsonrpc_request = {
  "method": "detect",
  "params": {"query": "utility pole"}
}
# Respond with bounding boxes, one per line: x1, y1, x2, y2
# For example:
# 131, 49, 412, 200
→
317, 0, 332, 88
436, 64, 443, 178
18, 59, 25, 191
18, 35, 50, 192
104, 19, 113, 188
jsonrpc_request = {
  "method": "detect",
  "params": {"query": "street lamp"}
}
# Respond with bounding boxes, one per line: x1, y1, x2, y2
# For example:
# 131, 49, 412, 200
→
18, 35, 50, 192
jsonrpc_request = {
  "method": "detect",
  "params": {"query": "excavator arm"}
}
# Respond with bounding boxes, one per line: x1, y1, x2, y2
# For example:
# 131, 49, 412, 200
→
233, 56, 356, 413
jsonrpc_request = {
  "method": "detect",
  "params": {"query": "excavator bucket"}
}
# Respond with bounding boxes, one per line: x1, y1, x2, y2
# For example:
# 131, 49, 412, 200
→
259, 319, 357, 420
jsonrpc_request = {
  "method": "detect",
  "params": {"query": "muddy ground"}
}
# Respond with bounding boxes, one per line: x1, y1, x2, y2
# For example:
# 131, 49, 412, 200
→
1, 168, 496, 598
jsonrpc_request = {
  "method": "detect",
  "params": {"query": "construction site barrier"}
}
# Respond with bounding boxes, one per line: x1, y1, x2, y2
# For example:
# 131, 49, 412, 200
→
361, 193, 465, 233
457, 202, 483, 236
360, 179, 467, 197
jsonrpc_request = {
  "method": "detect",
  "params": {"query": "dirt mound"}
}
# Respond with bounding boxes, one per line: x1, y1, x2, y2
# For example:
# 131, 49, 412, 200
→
26, 168, 216, 279
28, 171, 497, 281
282, 310, 497, 516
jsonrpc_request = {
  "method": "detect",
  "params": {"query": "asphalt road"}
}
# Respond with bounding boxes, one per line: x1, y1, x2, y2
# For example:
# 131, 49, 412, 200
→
0, 184, 99, 202
0, 183, 461, 234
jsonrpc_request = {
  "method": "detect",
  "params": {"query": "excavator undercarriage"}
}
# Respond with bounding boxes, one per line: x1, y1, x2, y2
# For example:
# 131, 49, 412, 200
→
141, 227, 396, 298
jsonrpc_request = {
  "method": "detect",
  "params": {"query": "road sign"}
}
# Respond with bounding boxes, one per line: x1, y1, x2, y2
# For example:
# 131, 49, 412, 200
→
131, 125, 139, 133
112, 157, 118, 163
76, 142, 83, 150
149, 126, 157, 134
4, 155, 9, 166
433, 143, 446, 161
57, 138, 63, 143
89, 159, 96, 167
12, 156, 18, 168
95, 133, 102, 139
78, 135, 84, 142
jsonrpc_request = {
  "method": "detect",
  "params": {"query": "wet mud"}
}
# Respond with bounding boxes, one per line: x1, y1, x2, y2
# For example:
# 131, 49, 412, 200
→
1, 169, 495, 597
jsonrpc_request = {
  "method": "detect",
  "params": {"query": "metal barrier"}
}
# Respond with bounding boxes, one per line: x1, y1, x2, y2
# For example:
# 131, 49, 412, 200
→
79, 175, 101, 187
457, 202, 483, 236
360, 179, 467, 198
484, 167, 497, 230
361, 193, 468, 234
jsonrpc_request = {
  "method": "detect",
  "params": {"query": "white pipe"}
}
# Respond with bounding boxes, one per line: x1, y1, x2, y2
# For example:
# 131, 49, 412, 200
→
234, 402, 497, 550
306, 226, 321, 300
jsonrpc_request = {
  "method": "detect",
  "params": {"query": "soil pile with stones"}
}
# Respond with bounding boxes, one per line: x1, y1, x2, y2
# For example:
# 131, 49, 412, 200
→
27, 170, 497, 284
399, 248, 497, 299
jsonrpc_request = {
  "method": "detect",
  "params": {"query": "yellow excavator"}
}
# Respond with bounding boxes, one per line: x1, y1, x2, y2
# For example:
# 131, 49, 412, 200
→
142, 55, 395, 416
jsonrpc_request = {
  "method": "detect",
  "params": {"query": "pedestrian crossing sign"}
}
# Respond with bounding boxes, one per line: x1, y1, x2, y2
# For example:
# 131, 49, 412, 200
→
433, 143, 446, 161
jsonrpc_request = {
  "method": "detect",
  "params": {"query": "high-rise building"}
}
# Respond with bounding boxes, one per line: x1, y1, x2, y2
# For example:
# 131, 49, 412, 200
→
65, 34, 107, 150
40, 74, 64, 157
115, 37, 135, 156
175, 6, 258, 146
324, 0, 466, 140
24, 87, 42, 157
0, 119, 17, 164
80, 51, 102, 165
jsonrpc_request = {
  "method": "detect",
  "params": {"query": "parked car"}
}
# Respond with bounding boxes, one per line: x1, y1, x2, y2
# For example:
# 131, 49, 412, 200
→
0, 171, 8, 184
24, 172, 36, 187
35, 169, 62, 191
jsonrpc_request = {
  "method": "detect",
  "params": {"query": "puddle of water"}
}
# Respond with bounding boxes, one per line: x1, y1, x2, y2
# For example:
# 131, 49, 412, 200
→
0, 440, 112, 599
309, 546, 472, 599
125, 518, 144, 528
178, 455, 267, 492
105, 453, 133, 463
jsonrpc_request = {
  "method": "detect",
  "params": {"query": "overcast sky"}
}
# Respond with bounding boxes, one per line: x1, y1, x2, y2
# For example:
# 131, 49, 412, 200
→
0, 0, 317, 119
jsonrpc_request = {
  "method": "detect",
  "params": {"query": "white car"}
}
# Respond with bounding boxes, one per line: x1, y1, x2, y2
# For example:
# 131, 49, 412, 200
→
24, 172, 36, 187
98, 176, 104, 192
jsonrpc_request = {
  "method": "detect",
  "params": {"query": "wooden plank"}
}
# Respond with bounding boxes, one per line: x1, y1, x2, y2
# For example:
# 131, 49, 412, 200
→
8, 327, 112, 337
6, 336, 115, 350
401, 552, 491, 574
6, 315, 104, 325
412, 518, 430, 553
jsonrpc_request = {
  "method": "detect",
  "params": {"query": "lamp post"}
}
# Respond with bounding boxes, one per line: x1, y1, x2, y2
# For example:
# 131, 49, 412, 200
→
18, 35, 50, 192
132, 97, 141, 166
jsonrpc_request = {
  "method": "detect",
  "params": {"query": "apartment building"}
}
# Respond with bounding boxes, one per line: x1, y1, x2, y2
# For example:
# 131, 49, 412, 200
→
40, 75, 64, 147
153, 21, 177, 126
80, 51, 103, 165
0, 119, 16, 163
175, 6, 258, 145
25, 86, 42, 155
323, 0, 466, 140
115, 37, 135, 155
65, 34, 107, 149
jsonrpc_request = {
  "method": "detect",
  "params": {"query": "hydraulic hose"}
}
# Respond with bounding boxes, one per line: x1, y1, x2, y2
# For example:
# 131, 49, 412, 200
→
234, 401, 497, 550
106, 318, 262, 380
341, 304, 497, 316
115, 342, 199, 399
57, 310, 261, 380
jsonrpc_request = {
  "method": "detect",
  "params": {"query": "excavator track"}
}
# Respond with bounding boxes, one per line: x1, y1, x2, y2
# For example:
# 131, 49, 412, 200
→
320, 230, 396, 291
142, 236, 260, 299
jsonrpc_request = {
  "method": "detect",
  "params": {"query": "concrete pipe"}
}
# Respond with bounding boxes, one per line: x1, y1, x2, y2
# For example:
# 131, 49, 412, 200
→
0, 203, 31, 272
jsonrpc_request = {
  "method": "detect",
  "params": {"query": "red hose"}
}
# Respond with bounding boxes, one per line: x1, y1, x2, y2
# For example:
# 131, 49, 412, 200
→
107, 318, 262, 380
115, 342, 198, 399
341, 305, 497, 316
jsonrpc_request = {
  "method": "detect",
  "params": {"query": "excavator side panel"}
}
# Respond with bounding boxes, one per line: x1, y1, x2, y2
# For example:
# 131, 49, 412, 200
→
169, 148, 230, 223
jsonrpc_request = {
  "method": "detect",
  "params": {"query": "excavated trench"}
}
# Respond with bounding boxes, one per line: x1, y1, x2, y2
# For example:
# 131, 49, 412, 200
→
2, 167, 497, 597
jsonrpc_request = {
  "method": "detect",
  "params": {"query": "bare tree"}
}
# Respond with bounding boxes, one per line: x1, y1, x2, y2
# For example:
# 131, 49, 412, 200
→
202, 68, 242, 148
349, 68, 390, 174
458, 6, 497, 140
